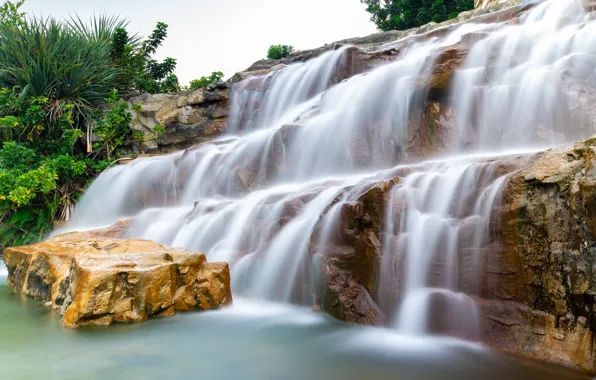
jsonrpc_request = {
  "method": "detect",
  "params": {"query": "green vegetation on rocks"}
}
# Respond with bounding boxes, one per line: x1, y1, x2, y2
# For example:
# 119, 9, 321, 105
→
267, 44, 294, 60
0, 0, 185, 249
188, 71, 225, 90
361, 0, 474, 31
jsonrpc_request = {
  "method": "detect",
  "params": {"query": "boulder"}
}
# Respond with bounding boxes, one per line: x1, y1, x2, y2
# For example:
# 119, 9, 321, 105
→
2, 231, 232, 327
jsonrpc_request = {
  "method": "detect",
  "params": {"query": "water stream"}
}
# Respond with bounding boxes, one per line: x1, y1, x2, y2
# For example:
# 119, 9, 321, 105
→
0, 273, 588, 380
8, 0, 595, 377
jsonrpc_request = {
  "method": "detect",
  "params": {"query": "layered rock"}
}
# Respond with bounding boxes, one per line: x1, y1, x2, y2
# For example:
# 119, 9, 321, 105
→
484, 138, 596, 371
128, 82, 229, 154
2, 230, 232, 327
122, 0, 531, 158
309, 138, 596, 372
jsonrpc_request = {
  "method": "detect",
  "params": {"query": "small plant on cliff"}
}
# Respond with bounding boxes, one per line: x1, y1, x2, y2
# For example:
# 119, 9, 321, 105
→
361, 0, 474, 31
267, 44, 294, 60
188, 71, 225, 90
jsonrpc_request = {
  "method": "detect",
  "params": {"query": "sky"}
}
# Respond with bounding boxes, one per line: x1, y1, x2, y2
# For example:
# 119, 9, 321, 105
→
22, 0, 378, 85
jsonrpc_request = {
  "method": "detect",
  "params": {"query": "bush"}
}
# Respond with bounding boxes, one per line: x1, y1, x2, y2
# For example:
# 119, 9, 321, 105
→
106, 22, 180, 94
360, 0, 474, 31
0, 17, 121, 114
188, 71, 224, 90
267, 44, 294, 60
0, 86, 141, 247
0, 0, 175, 249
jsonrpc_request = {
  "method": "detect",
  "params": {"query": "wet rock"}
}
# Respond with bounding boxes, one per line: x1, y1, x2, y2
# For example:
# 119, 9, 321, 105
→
484, 138, 596, 372
407, 101, 454, 158
2, 232, 232, 327
316, 183, 389, 325
306, 138, 596, 373
416, 46, 468, 92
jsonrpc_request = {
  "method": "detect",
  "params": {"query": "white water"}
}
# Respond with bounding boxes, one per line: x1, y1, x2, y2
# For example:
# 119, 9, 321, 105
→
453, 0, 596, 151
379, 156, 511, 337
59, 0, 596, 340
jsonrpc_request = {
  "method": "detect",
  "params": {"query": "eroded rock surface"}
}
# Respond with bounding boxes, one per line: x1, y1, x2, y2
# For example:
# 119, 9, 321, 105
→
122, 0, 530, 158
128, 83, 229, 154
310, 138, 596, 372
3, 231, 232, 327
484, 138, 596, 371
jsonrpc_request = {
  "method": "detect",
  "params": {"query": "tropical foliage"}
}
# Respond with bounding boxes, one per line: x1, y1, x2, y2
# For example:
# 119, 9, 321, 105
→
0, 0, 179, 249
267, 44, 294, 60
361, 0, 474, 31
107, 21, 181, 94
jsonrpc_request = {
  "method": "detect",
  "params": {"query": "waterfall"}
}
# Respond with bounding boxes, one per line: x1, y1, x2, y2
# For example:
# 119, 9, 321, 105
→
380, 156, 510, 338
453, 0, 596, 151
59, 0, 596, 340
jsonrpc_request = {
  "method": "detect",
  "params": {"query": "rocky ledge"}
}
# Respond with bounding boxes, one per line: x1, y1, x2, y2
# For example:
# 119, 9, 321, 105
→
122, 0, 529, 156
309, 136, 596, 372
2, 229, 232, 327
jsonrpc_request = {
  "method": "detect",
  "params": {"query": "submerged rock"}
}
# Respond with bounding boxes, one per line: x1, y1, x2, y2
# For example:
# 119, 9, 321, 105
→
2, 231, 232, 327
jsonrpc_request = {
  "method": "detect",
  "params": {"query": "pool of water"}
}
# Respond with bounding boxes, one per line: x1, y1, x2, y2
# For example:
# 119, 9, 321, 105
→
0, 271, 589, 380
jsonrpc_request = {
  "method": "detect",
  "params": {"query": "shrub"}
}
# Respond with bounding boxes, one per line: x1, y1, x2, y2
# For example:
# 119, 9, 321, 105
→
267, 44, 294, 60
0, 86, 142, 248
0, 0, 181, 249
188, 71, 224, 90
0, 17, 121, 114
361, 0, 474, 31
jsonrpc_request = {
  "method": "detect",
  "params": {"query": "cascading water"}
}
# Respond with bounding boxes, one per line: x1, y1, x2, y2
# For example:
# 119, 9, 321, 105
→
228, 46, 352, 133
59, 0, 596, 341
379, 156, 512, 338
453, 0, 596, 151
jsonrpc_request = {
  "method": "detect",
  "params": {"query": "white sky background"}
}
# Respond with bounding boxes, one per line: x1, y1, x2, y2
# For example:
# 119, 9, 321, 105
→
22, 0, 378, 85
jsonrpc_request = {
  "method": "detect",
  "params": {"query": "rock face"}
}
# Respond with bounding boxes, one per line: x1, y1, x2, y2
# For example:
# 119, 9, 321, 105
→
2, 230, 232, 327
122, 0, 530, 158
308, 138, 596, 372
128, 82, 229, 154
315, 182, 393, 325
475, 0, 522, 10
484, 138, 596, 371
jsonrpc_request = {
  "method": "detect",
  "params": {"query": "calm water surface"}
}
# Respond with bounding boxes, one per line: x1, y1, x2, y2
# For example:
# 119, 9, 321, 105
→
0, 270, 589, 380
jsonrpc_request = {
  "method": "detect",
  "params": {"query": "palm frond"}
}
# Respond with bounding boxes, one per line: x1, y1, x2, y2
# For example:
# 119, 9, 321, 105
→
0, 16, 122, 113
66, 14, 140, 47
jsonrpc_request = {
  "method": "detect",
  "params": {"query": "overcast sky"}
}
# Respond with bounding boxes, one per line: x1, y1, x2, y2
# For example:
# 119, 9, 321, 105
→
22, 0, 378, 85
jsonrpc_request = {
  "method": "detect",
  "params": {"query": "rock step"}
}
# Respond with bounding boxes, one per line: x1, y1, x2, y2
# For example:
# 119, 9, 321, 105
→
3, 230, 232, 327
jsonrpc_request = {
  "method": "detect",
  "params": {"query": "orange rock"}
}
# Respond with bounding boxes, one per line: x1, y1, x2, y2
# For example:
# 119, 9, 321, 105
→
3, 232, 232, 327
